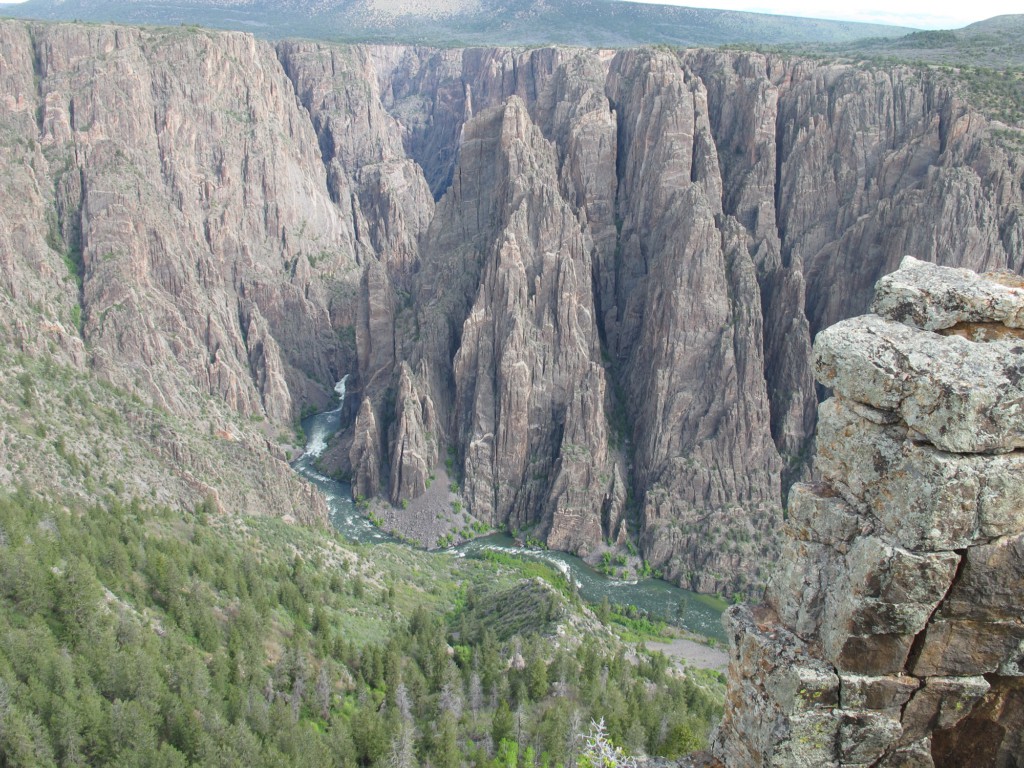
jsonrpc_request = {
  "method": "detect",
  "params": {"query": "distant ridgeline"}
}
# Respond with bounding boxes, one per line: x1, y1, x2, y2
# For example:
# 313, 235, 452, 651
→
1, 0, 912, 47
801, 13, 1024, 68
713, 258, 1024, 767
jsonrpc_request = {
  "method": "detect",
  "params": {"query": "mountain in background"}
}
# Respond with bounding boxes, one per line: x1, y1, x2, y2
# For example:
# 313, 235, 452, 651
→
798, 13, 1024, 68
1, 0, 914, 47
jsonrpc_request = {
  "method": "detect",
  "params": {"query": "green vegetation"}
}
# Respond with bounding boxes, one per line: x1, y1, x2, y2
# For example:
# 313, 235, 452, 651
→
941, 65, 1024, 128
608, 609, 672, 644
476, 550, 574, 600
0, 490, 724, 767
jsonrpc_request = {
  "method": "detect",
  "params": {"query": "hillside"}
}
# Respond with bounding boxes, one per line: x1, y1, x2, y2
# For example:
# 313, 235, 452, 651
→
0, 489, 725, 765
806, 13, 1024, 68
2, 0, 912, 47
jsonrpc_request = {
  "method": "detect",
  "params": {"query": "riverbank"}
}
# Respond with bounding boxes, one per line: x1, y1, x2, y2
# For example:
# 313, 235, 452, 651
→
294, 386, 726, 643
365, 466, 494, 549
645, 635, 729, 672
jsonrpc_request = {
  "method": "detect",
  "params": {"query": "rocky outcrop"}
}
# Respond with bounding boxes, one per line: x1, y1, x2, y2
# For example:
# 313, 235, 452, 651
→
0, 20, 368, 523
545, 363, 617, 553
388, 363, 438, 505
350, 396, 383, 500
605, 51, 784, 595
415, 95, 616, 546
277, 41, 434, 280
713, 257, 1024, 767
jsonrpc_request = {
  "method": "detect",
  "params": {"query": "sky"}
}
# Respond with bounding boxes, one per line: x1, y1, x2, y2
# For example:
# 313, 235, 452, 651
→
0, 0, 1017, 29
619, 0, 1021, 29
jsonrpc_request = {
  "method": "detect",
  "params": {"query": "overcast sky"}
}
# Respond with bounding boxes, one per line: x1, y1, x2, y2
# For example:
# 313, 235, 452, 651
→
619, 0, 1020, 29
0, 0, 1017, 29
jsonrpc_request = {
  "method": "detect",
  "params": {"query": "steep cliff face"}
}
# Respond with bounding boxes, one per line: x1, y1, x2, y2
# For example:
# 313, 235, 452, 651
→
1, 20, 1022, 595
713, 258, 1024, 767
0, 21, 355, 521
605, 51, 784, 592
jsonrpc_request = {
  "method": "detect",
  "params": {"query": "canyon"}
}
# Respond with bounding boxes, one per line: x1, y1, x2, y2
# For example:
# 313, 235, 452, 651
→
1, 20, 1022, 601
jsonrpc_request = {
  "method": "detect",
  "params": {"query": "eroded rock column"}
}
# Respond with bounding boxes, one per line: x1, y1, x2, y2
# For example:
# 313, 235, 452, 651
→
712, 256, 1024, 767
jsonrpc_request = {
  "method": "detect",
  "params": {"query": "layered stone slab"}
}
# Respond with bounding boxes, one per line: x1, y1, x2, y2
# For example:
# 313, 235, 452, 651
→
715, 258, 1024, 767
872, 256, 1024, 332
838, 674, 920, 715
937, 532, 1024, 622
910, 620, 1024, 677
821, 536, 959, 675
784, 481, 866, 551
813, 314, 1024, 454
898, 676, 990, 743
766, 536, 834, 641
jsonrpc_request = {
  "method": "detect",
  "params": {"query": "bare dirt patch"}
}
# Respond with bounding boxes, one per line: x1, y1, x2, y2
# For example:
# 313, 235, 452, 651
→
366, 467, 492, 549
645, 636, 728, 672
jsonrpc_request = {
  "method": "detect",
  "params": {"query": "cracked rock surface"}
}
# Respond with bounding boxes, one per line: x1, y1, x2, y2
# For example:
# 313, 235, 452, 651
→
713, 259, 1024, 767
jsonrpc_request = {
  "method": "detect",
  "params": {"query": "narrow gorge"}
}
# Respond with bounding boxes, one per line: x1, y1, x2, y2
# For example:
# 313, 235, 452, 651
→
1, 20, 1022, 600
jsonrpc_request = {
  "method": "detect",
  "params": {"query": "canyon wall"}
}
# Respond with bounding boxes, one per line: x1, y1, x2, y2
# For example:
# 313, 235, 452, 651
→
1, 20, 1022, 595
712, 258, 1024, 767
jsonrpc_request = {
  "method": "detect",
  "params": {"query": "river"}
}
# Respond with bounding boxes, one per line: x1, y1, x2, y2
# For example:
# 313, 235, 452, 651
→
292, 378, 726, 643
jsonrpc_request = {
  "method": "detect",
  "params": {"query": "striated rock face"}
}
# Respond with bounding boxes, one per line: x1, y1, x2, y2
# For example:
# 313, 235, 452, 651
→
604, 52, 784, 595
418, 94, 615, 548
388, 362, 438, 505
350, 396, 382, 500
713, 258, 1024, 767
0, 20, 364, 523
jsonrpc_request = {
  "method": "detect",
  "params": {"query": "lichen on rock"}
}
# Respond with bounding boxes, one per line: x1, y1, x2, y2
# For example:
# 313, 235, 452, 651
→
713, 258, 1024, 767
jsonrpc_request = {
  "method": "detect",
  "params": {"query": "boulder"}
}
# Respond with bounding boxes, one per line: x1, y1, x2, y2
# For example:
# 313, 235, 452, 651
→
821, 536, 959, 675
817, 398, 1024, 550
899, 676, 990, 743
937, 533, 1024, 622
716, 259, 1024, 765
838, 674, 920, 714
910, 620, 1024, 677
784, 482, 867, 551
813, 314, 1024, 454
872, 256, 1024, 332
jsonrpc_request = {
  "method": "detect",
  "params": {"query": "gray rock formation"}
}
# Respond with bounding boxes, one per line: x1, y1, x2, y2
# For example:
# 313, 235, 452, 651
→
418, 95, 615, 547
350, 396, 382, 500
389, 362, 438, 505
713, 258, 1024, 767
0, 20, 356, 523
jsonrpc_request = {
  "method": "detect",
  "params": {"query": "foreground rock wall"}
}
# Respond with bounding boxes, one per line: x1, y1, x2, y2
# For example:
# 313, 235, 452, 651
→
713, 257, 1024, 767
